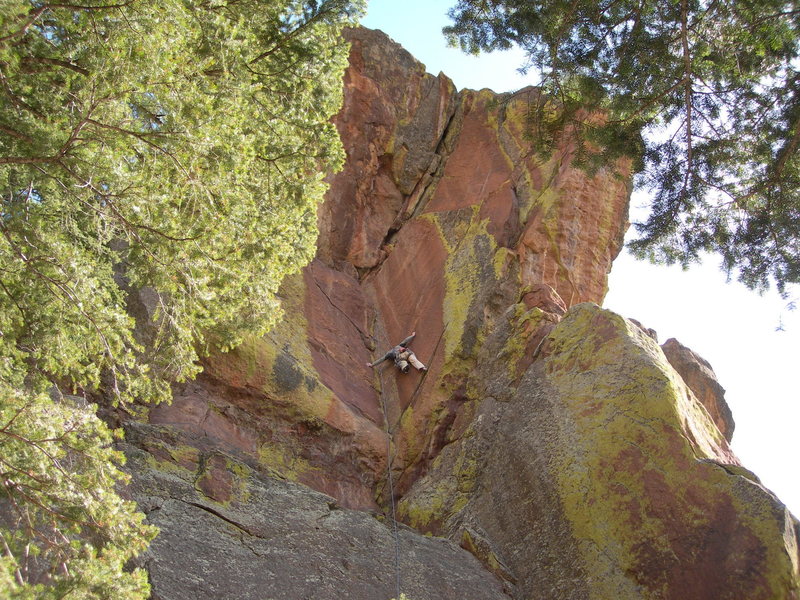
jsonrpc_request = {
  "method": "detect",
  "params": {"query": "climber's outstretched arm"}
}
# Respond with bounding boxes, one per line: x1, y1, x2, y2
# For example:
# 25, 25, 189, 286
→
366, 351, 393, 368
398, 331, 416, 347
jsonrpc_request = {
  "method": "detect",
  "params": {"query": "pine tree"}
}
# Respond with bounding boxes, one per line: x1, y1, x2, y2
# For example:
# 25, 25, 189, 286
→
0, 1, 364, 596
445, 0, 800, 293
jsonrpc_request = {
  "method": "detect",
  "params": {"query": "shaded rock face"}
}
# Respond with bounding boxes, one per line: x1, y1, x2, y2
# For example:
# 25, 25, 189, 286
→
122, 423, 508, 600
120, 27, 800, 600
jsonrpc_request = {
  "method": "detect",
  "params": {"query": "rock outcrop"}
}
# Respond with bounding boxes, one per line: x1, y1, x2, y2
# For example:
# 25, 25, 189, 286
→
661, 337, 735, 441
398, 303, 796, 599
122, 422, 508, 600
120, 27, 800, 600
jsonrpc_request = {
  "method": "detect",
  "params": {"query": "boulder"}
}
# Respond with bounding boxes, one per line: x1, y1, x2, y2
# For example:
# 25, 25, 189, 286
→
398, 303, 798, 599
122, 423, 509, 600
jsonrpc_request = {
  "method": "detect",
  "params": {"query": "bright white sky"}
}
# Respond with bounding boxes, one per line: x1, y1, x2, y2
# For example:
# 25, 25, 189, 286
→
362, 0, 800, 517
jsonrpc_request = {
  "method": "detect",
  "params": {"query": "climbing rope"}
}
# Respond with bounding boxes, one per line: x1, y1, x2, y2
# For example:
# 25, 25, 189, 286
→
377, 364, 402, 599
371, 320, 448, 598
403, 321, 448, 431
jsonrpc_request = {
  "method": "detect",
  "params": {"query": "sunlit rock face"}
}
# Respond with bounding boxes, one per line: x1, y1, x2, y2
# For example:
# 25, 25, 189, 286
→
399, 303, 798, 599
661, 336, 736, 441
121, 27, 799, 600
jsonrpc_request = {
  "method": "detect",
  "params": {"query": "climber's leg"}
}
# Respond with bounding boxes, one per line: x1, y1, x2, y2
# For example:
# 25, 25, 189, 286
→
408, 352, 427, 371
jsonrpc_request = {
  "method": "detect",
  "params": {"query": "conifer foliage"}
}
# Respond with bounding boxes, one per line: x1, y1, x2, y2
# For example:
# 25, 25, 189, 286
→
446, 0, 800, 292
0, 0, 363, 596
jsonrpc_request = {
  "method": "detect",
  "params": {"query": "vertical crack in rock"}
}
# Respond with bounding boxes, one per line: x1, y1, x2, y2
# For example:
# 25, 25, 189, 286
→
358, 88, 464, 283
403, 89, 465, 221
310, 271, 370, 345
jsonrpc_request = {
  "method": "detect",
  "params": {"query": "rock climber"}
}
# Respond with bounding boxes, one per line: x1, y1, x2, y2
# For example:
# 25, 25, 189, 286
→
366, 331, 427, 373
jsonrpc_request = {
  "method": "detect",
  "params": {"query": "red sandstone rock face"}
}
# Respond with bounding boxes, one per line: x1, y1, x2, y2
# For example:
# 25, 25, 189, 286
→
153, 26, 633, 509
135, 23, 701, 516
424, 88, 631, 306
662, 337, 736, 441
317, 28, 458, 268
122, 27, 799, 600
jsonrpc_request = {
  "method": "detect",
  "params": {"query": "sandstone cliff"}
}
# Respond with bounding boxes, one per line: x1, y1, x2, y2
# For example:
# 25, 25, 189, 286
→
122, 28, 800, 600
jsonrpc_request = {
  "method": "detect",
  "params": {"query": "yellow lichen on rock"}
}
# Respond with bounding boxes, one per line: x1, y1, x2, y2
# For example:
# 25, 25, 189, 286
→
396, 418, 480, 532
426, 209, 498, 362
203, 272, 337, 427
540, 303, 800, 599
257, 442, 316, 482
499, 303, 545, 369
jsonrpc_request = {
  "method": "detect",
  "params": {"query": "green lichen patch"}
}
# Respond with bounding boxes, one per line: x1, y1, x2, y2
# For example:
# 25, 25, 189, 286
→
205, 272, 339, 427
257, 441, 316, 482
541, 303, 800, 599
194, 453, 252, 507
424, 208, 498, 363
397, 477, 452, 532
396, 405, 422, 463
460, 529, 514, 584
167, 444, 201, 472
139, 437, 199, 479
491, 246, 518, 280
396, 418, 481, 533
497, 304, 546, 371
